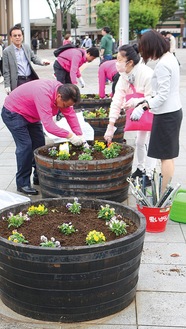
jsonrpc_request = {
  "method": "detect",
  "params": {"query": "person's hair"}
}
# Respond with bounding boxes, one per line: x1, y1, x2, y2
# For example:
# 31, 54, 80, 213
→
139, 29, 170, 62
9, 25, 23, 36
102, 26, 110, 34
160, 31, 166, 36
57, 84, 81, 104
87, 47, 99, 57
64, 33, 71, 40
118, 44, 140, 65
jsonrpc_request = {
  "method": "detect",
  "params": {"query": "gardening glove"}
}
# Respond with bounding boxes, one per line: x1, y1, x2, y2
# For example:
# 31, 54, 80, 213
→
104, 124, 117, 144
68, 134, 85, 146
130, 105, 144, 121
78, 77, 85, 88
5, 87, 11, 95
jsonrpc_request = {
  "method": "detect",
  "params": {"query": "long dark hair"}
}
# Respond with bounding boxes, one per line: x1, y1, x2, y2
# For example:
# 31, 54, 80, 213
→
139, 30, 170, 62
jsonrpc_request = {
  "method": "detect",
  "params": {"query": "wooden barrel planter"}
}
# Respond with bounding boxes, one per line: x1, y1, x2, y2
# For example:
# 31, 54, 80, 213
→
0, 197, 146, 322
34, 143, 134, 202
74, 94, 112, 110
84, 113, 126, 143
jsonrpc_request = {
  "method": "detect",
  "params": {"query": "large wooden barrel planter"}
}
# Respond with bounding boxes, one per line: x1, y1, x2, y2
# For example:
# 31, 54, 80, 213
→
85, 113, 126, 143
34, 143, 134, 202
74, 94, 112, 110
0, 198, 146, 322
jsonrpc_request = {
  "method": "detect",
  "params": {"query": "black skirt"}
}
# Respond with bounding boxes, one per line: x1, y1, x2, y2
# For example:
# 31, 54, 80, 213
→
148, 109, 183, 159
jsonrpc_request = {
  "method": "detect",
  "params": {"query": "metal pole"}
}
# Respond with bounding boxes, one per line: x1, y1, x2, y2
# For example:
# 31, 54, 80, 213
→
119, 0, 129, 46
20, 0, 30, 46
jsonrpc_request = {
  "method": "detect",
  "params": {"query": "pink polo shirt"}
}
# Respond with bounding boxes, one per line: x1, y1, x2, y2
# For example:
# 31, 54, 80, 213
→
57, 48, 86, 84
4, 79, 82, 138
98, 60, 118, 98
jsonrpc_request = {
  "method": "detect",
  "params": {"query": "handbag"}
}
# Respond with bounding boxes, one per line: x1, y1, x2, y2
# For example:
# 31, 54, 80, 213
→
124, 84, 153, 132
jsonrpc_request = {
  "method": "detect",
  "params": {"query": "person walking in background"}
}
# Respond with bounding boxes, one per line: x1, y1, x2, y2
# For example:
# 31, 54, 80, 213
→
165, 31, 180, 65
100, 26, 113, 63
98, 59, 119, 98
31, 35, 38, 54
1, 81, 85, 196
63, 33, 72, 45
104, 44, 156, 186
131, 30, 182, 192
82, 35, 92, 49
53, 46, 99, 87
3, 25, 50, 94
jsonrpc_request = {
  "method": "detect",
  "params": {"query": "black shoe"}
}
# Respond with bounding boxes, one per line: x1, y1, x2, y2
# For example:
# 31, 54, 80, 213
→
33, 177, 39, 185
131, 168, 145, 179
17, 186, 39, 195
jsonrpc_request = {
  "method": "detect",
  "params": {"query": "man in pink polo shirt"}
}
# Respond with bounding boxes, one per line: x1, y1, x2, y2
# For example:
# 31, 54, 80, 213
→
53, 47, 99, 87
1, 80, 85, 195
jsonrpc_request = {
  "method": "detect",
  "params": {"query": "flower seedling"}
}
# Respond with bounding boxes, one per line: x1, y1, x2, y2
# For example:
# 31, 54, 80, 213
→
106, 217, 128, 236
93, 140, 106, 151
66, 197, 81, 214
57, 150, 70, 160
48, 146, 58, 157
58, 222, 76, 235
78, 153, 93, 160
6, 212, 30, 228
86, 230, 106, 245
8, 230, 28, 244
98, 204, 116, 221
40, 235, 61, 248
27, 204, 48, 216
102, 143, 122, 159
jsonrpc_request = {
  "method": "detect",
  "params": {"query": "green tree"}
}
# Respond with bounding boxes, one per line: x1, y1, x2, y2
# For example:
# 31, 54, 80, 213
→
159, 0, 179, 23
129, 0, 161, 39
96, 1, 120, 39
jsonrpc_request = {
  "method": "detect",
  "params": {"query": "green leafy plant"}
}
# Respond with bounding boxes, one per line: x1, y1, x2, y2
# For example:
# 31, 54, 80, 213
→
66, 197, 81, 214
102, 142, 122, 159
8, 230, 28, 244
78, 153, 93, 160
106, 217, 128, 236
83, 107, 108, 119
58, 222, 76, 235
48, 146, 58, 157
98, 204, 116, 221
57, 150, 70, 160
40, 235, 61, 248
27, 204, 48, 216
93, 140, 106, 151
6, 212, 30, 228
86, 230, 106, 245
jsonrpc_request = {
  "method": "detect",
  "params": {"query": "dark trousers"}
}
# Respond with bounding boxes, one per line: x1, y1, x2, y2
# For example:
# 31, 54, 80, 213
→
1, 107, 45, 188
112, 73, 120, 95
53, 60, 71, 83
17, 75, 33, 87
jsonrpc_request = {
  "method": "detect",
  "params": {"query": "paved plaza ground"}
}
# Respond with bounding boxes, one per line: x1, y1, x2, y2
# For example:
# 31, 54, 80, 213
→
0, 48, 186, 328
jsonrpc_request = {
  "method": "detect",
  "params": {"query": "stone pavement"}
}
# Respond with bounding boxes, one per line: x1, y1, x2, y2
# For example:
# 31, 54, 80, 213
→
0, 48, 186, 329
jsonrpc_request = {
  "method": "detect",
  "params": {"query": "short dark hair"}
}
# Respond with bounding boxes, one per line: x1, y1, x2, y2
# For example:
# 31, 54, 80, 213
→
160, 31, 166, 36
57, 84, 81, 104
102, 26, 110, 34
87, 47, 99, 57
139, 29, 170, 62
118, 44, 140, 65
9, 25, 23, 36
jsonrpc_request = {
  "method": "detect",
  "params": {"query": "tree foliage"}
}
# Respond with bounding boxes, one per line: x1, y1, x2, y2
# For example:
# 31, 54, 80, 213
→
129, 0, 161, 39
96, 1, 120, 39
159, 0, 179, 23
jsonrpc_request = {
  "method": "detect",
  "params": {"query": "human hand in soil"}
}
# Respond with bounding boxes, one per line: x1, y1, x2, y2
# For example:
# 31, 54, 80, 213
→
68, 133, 85, 146
104, 124, 116, 144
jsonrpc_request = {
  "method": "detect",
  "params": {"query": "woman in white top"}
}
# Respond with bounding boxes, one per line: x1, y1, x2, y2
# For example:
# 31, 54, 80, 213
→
104, 44, 156, 185
131, 30, 182, 192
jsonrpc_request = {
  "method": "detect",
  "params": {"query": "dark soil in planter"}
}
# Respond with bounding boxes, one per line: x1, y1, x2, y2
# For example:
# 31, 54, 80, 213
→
38, 142, 131, 161
0, 205, 138, 247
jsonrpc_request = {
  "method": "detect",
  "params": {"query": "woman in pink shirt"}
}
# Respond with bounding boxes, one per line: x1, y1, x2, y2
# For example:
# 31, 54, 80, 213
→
1, 80, 85, 195
63, 34, 72, 45
98, 59, 119, 98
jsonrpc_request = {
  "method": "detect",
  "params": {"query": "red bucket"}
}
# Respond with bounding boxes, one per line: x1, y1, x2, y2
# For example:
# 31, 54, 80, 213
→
137, 205, 171, 233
